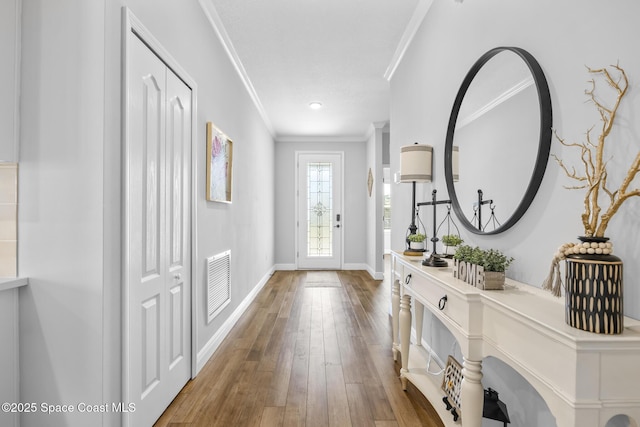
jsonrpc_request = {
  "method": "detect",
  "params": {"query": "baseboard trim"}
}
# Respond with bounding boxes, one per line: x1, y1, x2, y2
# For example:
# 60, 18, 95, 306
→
343, 263, 383, 280
342, 263, 367, 271
195, 266, 275, 374
274, 262, 383, 280
366, 266, 385, 281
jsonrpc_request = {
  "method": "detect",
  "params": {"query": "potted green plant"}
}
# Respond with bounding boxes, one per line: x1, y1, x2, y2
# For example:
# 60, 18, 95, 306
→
453, 245, 483, 264
452, 244, 473, 262
480, 249, 514, 290
441, 234, 463, 256
481, 249, 514, 272
452, 245, 483, 286
407, 233, 426, 250
453, 245, 513, 290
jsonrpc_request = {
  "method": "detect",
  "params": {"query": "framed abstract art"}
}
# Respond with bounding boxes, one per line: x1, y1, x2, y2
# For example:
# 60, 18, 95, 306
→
206, 122, 233, 203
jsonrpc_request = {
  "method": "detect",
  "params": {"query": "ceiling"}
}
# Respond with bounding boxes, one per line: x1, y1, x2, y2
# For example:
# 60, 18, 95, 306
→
201, 0, 428, 141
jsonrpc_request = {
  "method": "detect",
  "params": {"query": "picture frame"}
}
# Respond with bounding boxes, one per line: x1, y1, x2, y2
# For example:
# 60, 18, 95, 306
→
206, 122, 233, 203
441, 355, 463, 422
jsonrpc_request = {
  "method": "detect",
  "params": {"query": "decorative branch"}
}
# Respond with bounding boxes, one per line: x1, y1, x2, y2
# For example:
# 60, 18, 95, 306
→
554, 63, 640, 237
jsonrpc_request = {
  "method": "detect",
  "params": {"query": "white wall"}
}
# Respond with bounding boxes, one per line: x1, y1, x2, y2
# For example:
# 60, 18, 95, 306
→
392, 0, 640, 318
0, 0, 20, 163
365, 125, 385, 279
391, 0, 640, 425
274, 140, 367, 269
18, 1, 275, 426
19, 1, 107, 425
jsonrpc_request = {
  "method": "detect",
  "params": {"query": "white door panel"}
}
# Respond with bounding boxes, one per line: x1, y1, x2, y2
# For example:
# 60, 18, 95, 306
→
164, 67, 191, 386
297, 152, 343, 269
126, 33, 191, 427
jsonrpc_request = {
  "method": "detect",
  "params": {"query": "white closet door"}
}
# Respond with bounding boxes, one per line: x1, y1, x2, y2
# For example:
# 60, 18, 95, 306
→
125, 33, 191, 427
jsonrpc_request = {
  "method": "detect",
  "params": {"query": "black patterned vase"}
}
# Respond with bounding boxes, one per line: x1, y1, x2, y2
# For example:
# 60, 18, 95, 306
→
565, 237, 623, 334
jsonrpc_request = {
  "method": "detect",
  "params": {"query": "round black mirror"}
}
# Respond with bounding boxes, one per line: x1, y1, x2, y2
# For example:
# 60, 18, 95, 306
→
444, 47, 552, 235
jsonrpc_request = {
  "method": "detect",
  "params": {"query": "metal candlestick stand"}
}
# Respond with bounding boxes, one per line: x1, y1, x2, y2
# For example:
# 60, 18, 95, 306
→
417, 189, 450, 267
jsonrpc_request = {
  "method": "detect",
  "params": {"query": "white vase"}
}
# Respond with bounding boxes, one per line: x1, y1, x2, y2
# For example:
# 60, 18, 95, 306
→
409, 241, 425, 250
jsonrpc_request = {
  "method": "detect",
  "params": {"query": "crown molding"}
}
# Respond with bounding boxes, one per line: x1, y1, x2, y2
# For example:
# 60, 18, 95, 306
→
456, 76, 534, 129
384, 0, 434, 82
363, 121, 389, 141
277, 121, 387, 144
275, 135, 368, 144
198, 0, 275, 137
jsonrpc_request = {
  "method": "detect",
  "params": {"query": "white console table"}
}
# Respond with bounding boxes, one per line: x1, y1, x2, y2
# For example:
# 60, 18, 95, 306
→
390, 251, 640, 427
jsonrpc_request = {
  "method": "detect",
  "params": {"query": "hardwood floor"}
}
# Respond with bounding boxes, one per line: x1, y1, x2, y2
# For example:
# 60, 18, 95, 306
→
154, 269, 444, 427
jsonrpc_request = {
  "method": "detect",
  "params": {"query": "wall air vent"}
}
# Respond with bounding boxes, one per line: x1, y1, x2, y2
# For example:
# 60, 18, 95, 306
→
206, 250, 231, 324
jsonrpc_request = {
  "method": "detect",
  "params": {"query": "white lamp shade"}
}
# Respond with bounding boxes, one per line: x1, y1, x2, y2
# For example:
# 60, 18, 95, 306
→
452, 145, 459, 182
400, 144, 432, 182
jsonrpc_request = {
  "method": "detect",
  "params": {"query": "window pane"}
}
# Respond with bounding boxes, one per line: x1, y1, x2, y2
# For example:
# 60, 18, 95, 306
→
383, 183, 391, 229
307, 162, 332, 257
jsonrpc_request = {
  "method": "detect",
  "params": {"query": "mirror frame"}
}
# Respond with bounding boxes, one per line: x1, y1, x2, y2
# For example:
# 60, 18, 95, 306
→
444, 46, 552, 235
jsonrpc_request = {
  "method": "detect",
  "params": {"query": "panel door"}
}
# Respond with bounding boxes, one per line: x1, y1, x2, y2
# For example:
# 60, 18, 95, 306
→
125, 33, 191, 427
297, 152, 343, 269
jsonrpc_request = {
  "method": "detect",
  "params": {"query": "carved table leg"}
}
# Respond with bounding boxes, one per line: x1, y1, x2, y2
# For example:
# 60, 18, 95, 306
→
391, 279, 400, 362
460, 358, 483, 427
414, 300, 424, 347
399, 294, 412, 390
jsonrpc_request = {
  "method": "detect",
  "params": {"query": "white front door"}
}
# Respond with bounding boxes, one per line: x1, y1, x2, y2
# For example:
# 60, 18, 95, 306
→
124, 32, 192, 426
297, 152, 343, 269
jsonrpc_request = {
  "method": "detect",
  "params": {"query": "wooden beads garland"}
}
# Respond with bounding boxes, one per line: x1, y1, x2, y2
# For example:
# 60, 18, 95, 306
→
554, 241, 613, 261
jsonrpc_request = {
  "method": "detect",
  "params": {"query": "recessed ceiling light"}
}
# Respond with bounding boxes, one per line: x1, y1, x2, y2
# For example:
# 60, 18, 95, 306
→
308, 102, 323, 110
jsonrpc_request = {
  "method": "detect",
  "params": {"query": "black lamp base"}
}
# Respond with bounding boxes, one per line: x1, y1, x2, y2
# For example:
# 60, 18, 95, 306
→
422, 253, 449, 267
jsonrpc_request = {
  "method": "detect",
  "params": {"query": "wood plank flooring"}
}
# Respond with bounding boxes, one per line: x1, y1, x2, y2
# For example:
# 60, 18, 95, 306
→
154, 269, 444, 427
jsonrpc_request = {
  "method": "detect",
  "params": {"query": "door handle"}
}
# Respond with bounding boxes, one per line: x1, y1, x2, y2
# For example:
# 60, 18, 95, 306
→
174, 273, 182, 281
335, 224, 341, 228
